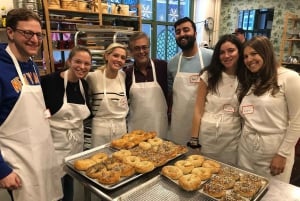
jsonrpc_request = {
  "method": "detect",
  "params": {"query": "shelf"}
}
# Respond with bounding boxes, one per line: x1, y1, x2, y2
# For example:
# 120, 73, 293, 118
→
279, 13, 300, 67
285, 38, 300, 41
102, 13, 140, 18
43, 0, 141, 73
49, 8, 98, 15
282, 62, 300, 66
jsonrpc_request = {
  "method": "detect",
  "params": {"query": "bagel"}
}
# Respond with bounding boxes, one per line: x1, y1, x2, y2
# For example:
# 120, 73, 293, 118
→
112, 149, 131, 161
90, 152, 108, 163
74, 158, 97, 171
186, 155, 205, 167
97, 169, 121, 185
178, 174, 202, 191
134, 160, 155, 173
202, 159, 221, 173
175, 160, 194, 174
191, 167, 212, 180
161, 165, 183, 180
148, 137, 163, 146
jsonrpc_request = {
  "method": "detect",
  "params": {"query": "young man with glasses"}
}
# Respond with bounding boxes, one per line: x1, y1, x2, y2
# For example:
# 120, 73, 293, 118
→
124, 32, 169, 138
0, 8, 63, 201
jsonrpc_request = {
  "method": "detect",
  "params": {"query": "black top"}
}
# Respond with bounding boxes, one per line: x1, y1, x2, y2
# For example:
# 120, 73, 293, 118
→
41, 70, 90, 115
123, 58, 168, 101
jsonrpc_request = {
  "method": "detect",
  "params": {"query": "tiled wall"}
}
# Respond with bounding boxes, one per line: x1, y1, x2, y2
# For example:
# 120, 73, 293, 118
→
220, 0, 300, 57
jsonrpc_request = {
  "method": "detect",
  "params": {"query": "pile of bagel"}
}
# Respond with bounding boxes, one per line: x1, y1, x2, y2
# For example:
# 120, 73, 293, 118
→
161, 154, 264, 200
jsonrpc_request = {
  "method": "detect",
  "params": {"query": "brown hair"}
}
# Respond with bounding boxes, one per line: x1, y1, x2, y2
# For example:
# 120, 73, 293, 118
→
6, 8, 42, 30
68, 45, 92, 61
238, 36, 279, 102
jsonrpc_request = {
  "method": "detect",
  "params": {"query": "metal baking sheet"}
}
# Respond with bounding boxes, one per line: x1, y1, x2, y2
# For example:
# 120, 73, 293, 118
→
160, 156, 269, 201
64, 142, 188, 190
116, 175, 216, 201
64, 144, 143, 190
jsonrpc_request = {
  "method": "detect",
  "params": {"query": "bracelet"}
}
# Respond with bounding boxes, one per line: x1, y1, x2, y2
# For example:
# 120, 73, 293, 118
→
187, 137, 201, 149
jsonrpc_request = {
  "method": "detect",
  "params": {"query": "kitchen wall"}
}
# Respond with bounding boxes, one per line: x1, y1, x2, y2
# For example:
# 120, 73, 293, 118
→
219, 0, 300, 57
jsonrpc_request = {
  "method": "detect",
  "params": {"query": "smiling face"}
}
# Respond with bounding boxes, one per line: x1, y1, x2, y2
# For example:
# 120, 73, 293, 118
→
67, 51, 92, 80
105, 47, 127, 72
243, 46, 264, 73
7, 19, 43, 61
129, 36, 150, 66
175, 21, 196, 51
219, 41, 239, 74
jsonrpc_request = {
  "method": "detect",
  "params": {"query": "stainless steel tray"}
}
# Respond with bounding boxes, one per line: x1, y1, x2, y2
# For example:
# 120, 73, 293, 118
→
160, 156, 269, 201
116, 175, 216, 201
64, 144, 143, 190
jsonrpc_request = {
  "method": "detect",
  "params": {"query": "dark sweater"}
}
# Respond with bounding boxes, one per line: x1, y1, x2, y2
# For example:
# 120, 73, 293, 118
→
40, 71, 90, 115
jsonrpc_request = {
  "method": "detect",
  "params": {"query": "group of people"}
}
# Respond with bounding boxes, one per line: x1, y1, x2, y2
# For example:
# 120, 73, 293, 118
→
0, 7, 300, 201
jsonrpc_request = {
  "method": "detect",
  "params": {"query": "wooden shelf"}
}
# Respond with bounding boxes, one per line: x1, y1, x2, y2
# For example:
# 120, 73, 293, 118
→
285, 38, 300, 41
43, 0, 141, 73
49, 8, 98, 15
282, 62, 300, 66
279, 13, 300, 66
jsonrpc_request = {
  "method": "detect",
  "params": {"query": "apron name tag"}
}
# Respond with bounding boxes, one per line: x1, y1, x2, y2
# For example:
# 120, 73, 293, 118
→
189, 75, 200, 83
223, 104, 235, 113
241, 105, 254, 114
118, 97, 128, 108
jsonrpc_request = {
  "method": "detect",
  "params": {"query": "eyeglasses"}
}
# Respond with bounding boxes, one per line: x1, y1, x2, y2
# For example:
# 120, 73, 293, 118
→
132, 45, 149, 52
15, 29, 45, 40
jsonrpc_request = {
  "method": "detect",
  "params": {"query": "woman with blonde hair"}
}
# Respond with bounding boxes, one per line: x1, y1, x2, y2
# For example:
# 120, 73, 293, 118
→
86, 43, 129, 147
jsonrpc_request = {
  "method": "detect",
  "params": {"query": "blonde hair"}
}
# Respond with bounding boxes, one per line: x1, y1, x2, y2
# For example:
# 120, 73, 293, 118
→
97, 43, 127, 70
105, 42, 127, 58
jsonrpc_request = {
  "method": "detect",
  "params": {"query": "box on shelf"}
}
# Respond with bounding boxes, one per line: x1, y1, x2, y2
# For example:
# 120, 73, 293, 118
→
48, 0, 61, 9
112, 4, 129, 16
61, 0, 78, 10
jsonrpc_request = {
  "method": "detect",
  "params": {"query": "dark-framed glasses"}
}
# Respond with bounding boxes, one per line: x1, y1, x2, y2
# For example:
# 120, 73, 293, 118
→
133, 45, 149, 52
15, 29, 45, 40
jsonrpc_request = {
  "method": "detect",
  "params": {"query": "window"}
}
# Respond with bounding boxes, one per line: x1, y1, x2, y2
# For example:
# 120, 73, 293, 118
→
238, 8, 274, 40
140, 0, 192, 61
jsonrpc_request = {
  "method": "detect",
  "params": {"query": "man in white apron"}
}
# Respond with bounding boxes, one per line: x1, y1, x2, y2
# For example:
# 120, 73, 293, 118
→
168, 17, 213, 145
0, 8, 62, 201
125, 32, 168, 138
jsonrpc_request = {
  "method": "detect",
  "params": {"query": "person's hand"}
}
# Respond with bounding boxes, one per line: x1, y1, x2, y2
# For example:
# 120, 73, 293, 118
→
187, 137, 201, 149
270, 154, 286, 176
0, 172, 22, 190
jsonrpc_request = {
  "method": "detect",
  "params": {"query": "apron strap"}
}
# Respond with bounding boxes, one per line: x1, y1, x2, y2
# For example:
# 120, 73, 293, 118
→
63, 70, 86, 104
132, 59, 157, 83
6, 46, 37, 85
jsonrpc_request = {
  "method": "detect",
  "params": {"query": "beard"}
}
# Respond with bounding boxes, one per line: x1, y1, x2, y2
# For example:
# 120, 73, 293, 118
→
176, 34, 196, 51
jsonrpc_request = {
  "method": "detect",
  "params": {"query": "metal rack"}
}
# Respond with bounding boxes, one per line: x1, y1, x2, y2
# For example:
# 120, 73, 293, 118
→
74, 27, 135, 71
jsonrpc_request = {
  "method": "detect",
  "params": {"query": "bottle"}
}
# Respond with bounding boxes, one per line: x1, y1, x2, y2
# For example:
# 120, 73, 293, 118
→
1, 6, 6, 28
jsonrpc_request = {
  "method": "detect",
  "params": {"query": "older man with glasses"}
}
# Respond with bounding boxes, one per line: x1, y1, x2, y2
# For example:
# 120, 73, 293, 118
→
124, 32, 169, 138
0, 8, 62, 201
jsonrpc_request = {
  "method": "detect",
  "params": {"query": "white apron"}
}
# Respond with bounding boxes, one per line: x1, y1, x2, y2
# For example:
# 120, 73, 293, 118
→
170, 50, 204, 145
199, 76, 241, 165
238, 92, 294, 182
91, 69, 129, 147
127, 60, 168, 138
49, 70, 90, 177
0, 46, 62, 201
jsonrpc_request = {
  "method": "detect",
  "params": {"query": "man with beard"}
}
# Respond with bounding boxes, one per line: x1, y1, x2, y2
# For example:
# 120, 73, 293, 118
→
167, 17, 213, 146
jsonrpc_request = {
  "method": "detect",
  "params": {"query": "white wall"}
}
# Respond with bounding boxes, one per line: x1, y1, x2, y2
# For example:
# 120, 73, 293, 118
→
194, 0, 220, 48
0, 0, 14, 13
